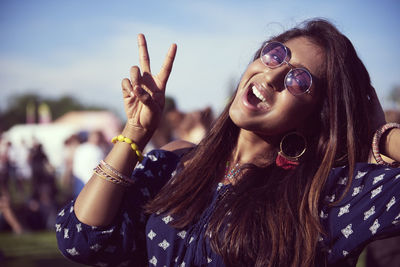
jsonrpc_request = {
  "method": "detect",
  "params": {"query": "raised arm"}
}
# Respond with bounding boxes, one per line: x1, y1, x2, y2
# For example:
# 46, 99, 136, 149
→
381, 128, 400, 162
74, 34, 177, 226
368, 86, 400, 165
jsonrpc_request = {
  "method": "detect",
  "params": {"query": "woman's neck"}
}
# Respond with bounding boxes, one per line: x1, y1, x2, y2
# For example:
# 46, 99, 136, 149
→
231, 129, 279, 167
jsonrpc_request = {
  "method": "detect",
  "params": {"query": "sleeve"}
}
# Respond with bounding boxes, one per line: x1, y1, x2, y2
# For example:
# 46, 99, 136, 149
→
55, 149, 181, 267
319, 163, 400, 264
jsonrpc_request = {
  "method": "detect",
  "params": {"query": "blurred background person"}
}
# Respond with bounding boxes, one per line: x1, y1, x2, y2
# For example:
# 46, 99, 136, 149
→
25, 141, 58, 230
60, 134, 82, 200
148, 96, 214, 151
0, 194, 24, 234
14, 139, 32, 193
72, 130, 109, 197
0, 137, 13, 196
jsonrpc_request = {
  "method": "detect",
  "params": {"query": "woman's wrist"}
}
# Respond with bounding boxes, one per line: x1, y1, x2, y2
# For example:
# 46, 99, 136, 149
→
373, 123, 400, 166
121, 122, 153, 151
383, 128, 400, 161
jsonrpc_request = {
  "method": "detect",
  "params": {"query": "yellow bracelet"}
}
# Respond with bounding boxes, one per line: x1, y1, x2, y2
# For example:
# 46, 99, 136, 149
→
111, 134, 144, 162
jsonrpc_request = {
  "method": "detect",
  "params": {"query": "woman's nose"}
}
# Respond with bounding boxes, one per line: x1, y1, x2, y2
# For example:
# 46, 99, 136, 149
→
260, 63, 289, 92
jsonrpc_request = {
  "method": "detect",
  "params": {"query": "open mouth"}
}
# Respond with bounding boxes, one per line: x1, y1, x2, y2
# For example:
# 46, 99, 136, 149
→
244, 84, 271, 111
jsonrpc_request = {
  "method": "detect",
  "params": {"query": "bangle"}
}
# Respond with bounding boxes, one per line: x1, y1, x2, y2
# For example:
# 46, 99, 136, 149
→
111, 134, 144, 162
100, 160, 134, 185
372, 122, 400, 167
94, 165, 131, 187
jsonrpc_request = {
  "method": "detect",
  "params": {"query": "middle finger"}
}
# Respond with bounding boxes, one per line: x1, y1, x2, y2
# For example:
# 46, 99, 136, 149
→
137, 34, 151, 74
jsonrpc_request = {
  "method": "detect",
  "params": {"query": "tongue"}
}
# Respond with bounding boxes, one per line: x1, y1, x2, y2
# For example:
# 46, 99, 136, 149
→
256, 101, 270, 109
248, 90, 261, 106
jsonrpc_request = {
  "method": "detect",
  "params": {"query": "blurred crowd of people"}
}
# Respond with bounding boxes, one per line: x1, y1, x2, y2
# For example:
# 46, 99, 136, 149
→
0, 101, 214, 234
0, 138, 58, 233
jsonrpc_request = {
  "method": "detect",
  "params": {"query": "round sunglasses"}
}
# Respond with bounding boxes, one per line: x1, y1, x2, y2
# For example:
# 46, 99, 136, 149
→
260, 41, 313, 95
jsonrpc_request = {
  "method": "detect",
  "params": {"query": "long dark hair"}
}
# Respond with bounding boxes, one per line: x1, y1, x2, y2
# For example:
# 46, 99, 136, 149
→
146, 18, 375, 266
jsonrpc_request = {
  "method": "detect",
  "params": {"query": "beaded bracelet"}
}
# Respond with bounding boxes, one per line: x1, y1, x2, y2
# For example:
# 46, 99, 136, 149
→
372, 122, 400, 167
111, 134, 144, 162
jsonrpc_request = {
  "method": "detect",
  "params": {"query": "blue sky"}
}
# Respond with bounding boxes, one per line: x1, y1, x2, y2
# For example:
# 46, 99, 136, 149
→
1, 0, 400, 117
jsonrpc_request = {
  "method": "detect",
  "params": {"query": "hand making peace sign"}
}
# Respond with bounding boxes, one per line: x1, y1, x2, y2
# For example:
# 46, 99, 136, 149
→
121, 34, 177, 138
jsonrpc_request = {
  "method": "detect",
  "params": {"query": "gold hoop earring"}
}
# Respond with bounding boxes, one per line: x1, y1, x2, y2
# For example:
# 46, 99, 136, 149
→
276, 132, 307, 170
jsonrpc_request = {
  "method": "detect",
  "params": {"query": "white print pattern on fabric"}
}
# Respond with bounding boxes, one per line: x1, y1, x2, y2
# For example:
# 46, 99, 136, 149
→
101, 229, 114, 234
352, 185, 364, 196
364, 206, 376, 221
373, 174, 385, 185
341, 224, 353, 238
393, 214, 400, 225
148, 230, 156, 240
66, 247, 79, 256
369, 219, 380, 235
325, 194, 335, 202
64, 228, 69, 239
338, 204, 351, 217
58, 209, 65, 216
177, 230, 187, 239
355, 171, 368, 179
148, 154, 158, 161
338, 177, 348, 185
370, 185, 383, 199
158, 240, 170, 250
320, 163, 400, 264
162, 215, 173, 224
320, 210, 328, 219
76, 223, 82, 232
386, 197, 396, 211
54, 150, 400, 267
149, 256, 157, 266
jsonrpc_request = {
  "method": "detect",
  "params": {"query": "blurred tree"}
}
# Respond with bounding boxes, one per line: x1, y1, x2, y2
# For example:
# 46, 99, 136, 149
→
388, 85, 400, 108
0, 93, 106, 132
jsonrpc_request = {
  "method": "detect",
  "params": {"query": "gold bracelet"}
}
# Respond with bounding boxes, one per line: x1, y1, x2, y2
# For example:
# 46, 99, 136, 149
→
94, 165, 131, 187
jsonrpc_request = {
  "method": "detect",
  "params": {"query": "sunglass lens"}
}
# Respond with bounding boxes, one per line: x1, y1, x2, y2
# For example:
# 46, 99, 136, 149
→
261, 42, 287, 67
285, 69, 312, 95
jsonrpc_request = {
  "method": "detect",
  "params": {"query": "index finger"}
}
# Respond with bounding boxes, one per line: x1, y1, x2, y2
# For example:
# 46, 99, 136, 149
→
138, 33, 151, 74
158, 43, 177, 90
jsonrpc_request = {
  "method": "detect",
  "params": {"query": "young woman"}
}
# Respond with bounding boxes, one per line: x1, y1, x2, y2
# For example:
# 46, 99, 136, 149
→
56, 19, 400, 267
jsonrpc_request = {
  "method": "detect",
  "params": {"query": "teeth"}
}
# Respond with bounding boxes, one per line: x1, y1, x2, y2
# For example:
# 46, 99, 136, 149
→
252, 86, 266, 102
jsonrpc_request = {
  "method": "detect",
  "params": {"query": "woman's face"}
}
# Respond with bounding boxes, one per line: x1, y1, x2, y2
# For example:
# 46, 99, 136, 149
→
229, 36, 325, 137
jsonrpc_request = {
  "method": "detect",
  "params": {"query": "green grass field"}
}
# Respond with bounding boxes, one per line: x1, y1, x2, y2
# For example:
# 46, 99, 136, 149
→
0, 231, 366, 267
0, 231, 85, 267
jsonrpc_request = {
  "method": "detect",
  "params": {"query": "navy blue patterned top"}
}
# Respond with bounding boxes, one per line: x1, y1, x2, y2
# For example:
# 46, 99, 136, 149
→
56, 149, 400, 266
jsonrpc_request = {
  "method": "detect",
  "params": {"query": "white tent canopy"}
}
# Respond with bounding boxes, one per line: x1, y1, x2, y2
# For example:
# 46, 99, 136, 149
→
3, 111, 122, 170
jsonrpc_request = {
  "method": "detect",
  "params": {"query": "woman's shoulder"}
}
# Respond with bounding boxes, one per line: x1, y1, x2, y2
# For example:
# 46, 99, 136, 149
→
322, 162, 400, 203
160, 140, 196, 157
